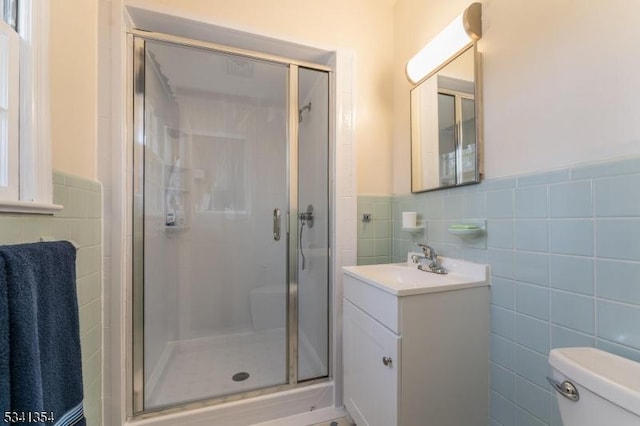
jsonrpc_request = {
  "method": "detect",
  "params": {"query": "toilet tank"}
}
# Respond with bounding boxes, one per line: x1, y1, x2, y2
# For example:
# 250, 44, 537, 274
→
548, 347, 640, 426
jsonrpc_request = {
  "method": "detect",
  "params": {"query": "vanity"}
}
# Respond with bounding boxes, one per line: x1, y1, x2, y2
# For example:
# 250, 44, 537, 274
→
342, 257, 489, 426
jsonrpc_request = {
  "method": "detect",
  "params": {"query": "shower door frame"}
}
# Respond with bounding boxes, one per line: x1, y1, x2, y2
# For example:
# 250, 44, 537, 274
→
130, 30, 333, 418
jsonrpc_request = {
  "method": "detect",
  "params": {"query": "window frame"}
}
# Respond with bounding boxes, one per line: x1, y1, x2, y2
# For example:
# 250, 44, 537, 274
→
0, 18, 19, 200
0, 0, 60, 214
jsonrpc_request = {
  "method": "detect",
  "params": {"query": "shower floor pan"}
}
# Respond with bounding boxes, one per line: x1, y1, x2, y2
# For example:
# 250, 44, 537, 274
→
145, 327, 324, 410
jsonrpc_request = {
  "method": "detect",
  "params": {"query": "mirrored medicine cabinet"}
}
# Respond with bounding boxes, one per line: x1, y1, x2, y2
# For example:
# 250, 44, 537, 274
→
410, 45, 482, 193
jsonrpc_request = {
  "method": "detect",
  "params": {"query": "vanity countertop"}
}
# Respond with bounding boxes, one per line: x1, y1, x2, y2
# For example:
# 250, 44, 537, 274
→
342, 257, 489, 296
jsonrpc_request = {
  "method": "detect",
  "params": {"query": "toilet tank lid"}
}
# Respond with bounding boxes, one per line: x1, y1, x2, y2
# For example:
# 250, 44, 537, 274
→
549, 347, 640, 417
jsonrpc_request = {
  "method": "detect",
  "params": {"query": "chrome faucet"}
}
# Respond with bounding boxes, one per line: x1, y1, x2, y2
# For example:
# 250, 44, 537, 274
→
413, 243, 447, 274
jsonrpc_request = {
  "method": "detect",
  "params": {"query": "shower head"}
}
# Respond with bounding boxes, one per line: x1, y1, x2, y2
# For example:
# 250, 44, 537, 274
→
298, 102, 312, 123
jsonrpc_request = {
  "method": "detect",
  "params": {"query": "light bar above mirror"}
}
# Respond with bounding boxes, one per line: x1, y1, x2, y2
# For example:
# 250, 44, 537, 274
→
406, 2, 482, 84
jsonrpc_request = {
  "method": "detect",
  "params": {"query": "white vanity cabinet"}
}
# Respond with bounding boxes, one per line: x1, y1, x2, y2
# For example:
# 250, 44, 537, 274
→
342, 261, 490, 426
343, 298, 400, 426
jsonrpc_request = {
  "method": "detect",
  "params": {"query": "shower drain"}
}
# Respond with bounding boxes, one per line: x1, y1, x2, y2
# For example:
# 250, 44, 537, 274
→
232, 372, 250, 382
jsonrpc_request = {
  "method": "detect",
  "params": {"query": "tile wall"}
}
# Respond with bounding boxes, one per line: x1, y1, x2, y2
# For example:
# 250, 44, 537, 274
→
0, 172, 103, 425
357, 156, 640, 426
356, 195, 392, 265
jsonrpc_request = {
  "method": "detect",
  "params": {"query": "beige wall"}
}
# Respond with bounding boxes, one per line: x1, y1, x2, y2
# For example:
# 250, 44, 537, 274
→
50, 0, 98, 180
393, 0, 640, 193
48, 1, 640, 197
132, 0, 395, 195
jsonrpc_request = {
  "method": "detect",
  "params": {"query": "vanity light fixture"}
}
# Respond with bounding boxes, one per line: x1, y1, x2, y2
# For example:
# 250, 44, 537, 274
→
406, 2, 482, 84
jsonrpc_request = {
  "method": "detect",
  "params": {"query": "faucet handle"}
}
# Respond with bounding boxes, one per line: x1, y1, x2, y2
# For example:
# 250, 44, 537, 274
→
416, 243, 436, 259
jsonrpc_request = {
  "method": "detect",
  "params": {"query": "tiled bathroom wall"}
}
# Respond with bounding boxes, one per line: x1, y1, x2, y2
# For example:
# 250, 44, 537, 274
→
356, 195, 392, 265
0, 172, 103, 425
358, 156, 640, 426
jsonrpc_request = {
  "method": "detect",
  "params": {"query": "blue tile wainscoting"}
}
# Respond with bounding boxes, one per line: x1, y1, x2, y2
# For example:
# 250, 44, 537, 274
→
357, 156, 640, 426
0, 172, 103, 425
356, 195, 393, 265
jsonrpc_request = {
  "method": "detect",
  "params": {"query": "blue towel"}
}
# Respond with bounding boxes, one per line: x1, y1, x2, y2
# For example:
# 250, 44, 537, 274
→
0, 241, 85, 426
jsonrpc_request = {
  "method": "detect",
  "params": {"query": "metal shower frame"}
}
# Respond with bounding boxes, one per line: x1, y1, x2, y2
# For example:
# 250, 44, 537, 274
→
129, 29, 333, 419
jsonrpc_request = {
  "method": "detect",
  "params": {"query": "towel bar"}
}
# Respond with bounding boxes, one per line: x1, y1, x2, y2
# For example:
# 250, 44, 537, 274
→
39, 237, 79, 250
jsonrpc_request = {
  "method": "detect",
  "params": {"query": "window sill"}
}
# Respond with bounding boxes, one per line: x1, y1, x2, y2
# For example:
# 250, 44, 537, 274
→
0, 200, 63, 215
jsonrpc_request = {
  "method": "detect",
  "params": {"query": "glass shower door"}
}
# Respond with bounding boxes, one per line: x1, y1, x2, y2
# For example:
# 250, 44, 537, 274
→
135, 39, 289, 410
297, 68, 329, 381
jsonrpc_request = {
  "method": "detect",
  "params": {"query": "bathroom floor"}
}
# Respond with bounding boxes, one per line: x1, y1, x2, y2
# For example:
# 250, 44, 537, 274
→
310, 418, 354, 426
146, 328, 324, 409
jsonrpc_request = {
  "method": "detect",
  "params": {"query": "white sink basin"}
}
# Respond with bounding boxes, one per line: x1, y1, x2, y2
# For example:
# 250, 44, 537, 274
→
342, 257, 489, 296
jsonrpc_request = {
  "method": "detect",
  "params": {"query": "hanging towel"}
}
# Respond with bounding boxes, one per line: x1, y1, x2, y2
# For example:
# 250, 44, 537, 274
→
0, 241, 85, 426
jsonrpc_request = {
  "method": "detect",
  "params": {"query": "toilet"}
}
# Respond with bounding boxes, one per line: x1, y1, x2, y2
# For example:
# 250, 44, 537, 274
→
249, 285, 286, 331
548, 347, 640, 425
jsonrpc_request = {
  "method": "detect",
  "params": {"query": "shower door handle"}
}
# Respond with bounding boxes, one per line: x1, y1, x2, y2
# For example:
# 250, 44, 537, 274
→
273, 208, 281, 241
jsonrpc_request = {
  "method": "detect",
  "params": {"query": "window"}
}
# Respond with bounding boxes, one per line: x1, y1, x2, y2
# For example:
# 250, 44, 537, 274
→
0, 0, 57, 213
0, 0, 19, 200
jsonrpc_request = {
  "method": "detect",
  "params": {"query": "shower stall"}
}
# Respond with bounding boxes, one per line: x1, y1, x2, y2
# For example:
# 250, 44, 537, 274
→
131, 31, 331, 415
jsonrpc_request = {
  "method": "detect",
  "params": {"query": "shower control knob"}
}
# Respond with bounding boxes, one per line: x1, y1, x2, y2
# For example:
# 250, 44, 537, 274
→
382, 356, 393, 367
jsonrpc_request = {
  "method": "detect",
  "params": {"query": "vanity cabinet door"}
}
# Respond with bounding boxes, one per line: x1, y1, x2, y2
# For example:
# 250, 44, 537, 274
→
343, 299, 400, 426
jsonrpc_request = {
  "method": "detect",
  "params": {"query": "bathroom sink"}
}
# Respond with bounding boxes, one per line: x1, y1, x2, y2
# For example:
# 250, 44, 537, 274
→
342, 257, 489, 296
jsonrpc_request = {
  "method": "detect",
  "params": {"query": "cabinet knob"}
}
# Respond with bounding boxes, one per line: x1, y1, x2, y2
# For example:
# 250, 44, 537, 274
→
382, 356, 393, 367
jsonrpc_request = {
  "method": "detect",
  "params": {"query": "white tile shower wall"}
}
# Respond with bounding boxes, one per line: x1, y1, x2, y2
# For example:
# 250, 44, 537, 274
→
0, 172, 103, 425
167, 90, 288, 338
389, 156, 640, 426
356, 195, 392, 265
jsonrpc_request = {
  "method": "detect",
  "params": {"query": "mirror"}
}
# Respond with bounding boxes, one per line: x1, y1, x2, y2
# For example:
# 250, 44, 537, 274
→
410, 45, 481, 192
